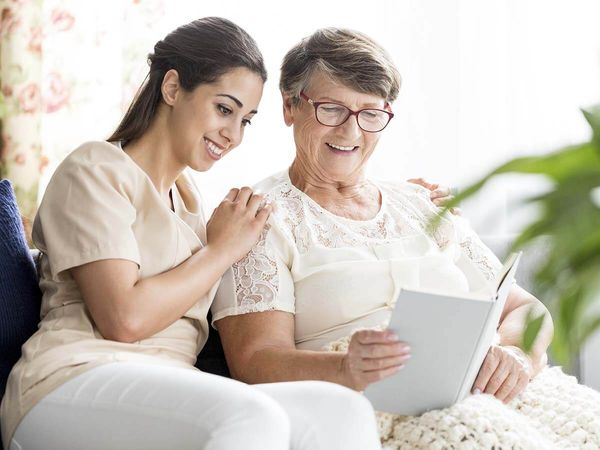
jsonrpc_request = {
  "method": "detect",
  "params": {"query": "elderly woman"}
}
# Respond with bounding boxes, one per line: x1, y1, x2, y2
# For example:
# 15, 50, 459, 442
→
212, 27, 553, 401
211, 29, 600, 448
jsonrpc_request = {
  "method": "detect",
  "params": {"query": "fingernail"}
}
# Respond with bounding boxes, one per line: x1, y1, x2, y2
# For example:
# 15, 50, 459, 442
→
386, 333, 400, 342
473, 388, 481, 395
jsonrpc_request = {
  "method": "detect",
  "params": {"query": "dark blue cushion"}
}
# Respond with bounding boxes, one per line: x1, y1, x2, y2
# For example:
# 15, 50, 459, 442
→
0, 179, 42, 448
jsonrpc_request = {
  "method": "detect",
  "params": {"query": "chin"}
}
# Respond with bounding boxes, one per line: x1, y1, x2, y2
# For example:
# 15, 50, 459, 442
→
189, 159, 214, 173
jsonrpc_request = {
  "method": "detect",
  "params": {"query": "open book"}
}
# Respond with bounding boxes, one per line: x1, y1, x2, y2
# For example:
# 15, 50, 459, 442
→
364, 252, 522, 415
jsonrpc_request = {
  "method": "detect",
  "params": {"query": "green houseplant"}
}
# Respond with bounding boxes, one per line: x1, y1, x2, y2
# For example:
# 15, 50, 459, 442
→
437, 105, 600, 369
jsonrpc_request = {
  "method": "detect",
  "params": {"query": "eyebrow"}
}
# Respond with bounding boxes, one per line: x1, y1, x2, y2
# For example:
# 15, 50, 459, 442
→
318, 96, 382, 109
217, 94, 258, 114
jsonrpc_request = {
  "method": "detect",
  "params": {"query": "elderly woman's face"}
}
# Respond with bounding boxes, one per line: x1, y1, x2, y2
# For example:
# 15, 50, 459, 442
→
284, 71, 389, 183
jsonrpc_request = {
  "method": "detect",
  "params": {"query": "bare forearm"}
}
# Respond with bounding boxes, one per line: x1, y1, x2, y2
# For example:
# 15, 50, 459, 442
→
237, 347, 352, 388
122, 245, 232, 340
498, 300, 553, 373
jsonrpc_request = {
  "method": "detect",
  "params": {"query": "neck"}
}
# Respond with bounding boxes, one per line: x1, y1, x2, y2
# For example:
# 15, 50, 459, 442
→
288, 158, 371, 200
122, 110, 184, 197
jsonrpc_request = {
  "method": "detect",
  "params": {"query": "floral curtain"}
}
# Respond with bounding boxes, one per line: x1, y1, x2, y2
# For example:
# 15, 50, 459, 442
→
0, 0, 164, 222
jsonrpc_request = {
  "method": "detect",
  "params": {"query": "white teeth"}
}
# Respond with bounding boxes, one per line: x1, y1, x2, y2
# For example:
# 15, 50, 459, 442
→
327, 143, 356, 151
205, 138, 223, 156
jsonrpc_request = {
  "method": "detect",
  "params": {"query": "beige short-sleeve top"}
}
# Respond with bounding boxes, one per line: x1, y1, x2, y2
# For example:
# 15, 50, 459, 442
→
1, 141, 218, 447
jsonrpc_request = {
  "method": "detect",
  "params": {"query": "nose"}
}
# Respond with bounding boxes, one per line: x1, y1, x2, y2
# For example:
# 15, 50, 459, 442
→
220, 123, 242, 149
338, 114, 363, 141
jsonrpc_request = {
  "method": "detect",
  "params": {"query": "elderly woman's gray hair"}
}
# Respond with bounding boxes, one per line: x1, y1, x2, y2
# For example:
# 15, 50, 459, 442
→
280, 28, 401, 106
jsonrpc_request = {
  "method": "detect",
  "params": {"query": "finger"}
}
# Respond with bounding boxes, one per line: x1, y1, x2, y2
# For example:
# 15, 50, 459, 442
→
358, 341, 411, 359
254, 203, 272, 224
430, 187, 451, 200
235, 186, 253, 205
432, 195, 453, 207
360, 354, 411, 371
224, 188, 240, 202
355, 329, 402, 345
472, 353, 500, 394
505, 372, 530, 403
483, 363, 510, 395
363, 364, 405, 385
246, 193, 265, 214
407, 178, 437, 191
495, 371, 519, 402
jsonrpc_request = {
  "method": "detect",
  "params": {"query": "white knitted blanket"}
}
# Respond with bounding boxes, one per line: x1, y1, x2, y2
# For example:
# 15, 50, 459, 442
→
323, 333, 600, 450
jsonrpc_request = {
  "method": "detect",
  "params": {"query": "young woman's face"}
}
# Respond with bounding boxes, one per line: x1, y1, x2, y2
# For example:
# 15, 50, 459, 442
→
167, 67, 264, 172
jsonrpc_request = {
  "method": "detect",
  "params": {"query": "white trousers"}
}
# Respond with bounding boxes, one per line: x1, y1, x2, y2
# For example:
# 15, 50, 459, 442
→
10, 362, 381, 450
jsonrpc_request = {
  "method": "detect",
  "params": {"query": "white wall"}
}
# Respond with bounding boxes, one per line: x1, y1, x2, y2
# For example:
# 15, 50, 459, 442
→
40, 0, 600, 386
150, 1, 600, 235
159, 0, 600, 388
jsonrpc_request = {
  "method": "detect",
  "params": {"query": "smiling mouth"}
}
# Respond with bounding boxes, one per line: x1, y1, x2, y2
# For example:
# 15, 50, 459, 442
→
205, 138, 224, 160
326, 142, 359, 152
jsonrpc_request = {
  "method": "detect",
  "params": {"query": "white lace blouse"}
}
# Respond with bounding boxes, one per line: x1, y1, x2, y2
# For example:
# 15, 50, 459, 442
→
211, 170, 503, 351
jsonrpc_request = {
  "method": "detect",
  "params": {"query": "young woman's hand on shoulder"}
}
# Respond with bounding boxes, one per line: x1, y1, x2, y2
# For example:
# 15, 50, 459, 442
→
206, 187, 272, 263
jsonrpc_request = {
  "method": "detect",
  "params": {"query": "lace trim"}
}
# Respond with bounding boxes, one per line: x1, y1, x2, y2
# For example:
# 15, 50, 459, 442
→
231, 180, 499, 311
232, 224, 280, 313
460, 236, 497, 281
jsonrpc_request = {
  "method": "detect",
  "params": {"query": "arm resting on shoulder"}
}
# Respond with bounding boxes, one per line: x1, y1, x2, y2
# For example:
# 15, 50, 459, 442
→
71, 245, 231, 343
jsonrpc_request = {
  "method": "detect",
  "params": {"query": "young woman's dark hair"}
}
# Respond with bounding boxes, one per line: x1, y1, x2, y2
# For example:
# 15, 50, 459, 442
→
109, 17, 267, 146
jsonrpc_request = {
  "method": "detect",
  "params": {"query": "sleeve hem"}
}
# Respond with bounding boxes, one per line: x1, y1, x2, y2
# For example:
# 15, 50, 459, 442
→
49, 241, 141, 278
211, 305, 295, 329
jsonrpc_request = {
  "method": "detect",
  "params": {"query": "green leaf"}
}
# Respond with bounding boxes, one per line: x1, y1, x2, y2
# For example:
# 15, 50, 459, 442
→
522, 311, 546, 353
582, 104, 600, 151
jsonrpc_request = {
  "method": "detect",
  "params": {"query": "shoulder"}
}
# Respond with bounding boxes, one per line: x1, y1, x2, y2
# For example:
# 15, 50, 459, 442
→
252, 171, 292, 198
43, 141, 140, 205
53, 141, 139, 186
251, 171, 307, 240
62, 140, 130, 166
252, 170, 303, 214
376, 178, 436, 211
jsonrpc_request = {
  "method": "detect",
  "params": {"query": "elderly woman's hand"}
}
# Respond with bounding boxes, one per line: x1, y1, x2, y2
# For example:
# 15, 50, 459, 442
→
341, 329, 411, 391
471, 345, 533, 403
407, 178, 461, 214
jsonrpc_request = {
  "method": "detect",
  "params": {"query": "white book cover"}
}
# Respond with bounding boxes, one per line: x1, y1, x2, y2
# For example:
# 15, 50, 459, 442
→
364, 252, 522, 416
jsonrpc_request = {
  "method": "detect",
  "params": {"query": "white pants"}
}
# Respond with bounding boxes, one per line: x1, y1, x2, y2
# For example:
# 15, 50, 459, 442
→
10, 363, 380, 450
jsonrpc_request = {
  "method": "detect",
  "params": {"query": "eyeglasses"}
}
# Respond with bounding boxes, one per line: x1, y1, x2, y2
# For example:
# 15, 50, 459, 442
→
299, 91, 394, 133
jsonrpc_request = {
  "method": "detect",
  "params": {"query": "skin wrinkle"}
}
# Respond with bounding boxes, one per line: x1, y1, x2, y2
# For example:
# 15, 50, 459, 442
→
216, 34, 553, 404
287, 71, 384, 221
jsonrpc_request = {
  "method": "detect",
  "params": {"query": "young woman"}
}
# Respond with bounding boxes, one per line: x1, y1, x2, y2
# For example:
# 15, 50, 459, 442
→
0, 18, 382, 450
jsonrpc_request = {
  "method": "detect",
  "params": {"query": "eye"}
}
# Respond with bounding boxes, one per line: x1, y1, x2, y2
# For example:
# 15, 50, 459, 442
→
241, 119, 252, 127
217, 104, 232, 115
320, 105, 345, 114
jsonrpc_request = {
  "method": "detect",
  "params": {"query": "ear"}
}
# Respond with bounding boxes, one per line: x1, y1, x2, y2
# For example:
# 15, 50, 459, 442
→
282, 93, 295, 127
384, 102, 393, 113
161, 69, 181, 106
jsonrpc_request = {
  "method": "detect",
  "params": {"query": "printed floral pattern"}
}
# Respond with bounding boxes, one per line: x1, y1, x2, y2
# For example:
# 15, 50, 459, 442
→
0, 0, 164, 222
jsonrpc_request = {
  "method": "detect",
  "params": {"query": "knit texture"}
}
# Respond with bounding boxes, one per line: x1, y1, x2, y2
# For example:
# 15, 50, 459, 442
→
324, 329, 600, 449
0, 179, 41, 402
